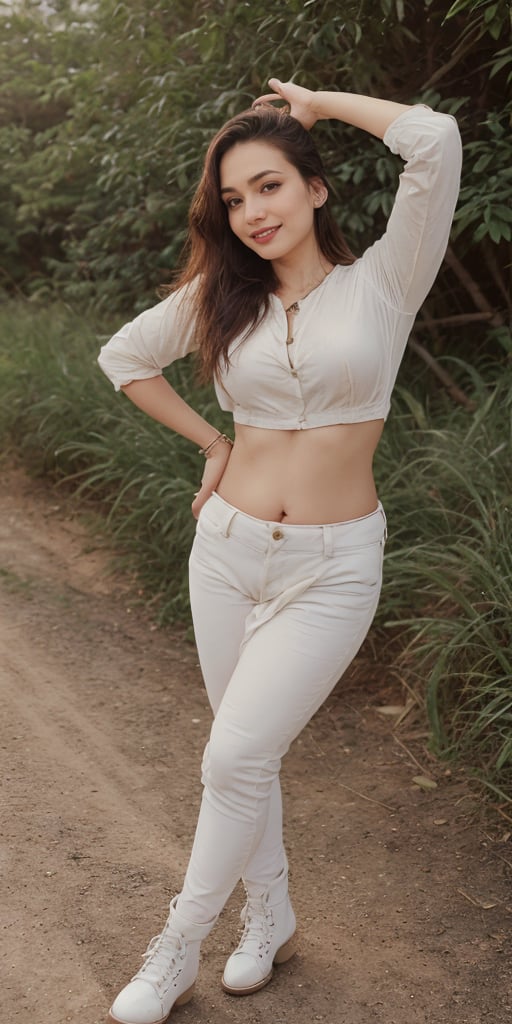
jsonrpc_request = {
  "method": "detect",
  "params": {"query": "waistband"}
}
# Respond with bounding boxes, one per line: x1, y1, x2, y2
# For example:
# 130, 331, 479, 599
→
200, 492, 387, 556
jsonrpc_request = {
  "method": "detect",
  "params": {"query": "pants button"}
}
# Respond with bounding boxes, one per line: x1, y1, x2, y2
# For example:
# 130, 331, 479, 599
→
272, 528, 284, 540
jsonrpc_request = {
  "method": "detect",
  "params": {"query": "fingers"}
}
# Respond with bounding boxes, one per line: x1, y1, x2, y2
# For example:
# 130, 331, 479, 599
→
191, 486, 211, 519
252, 92, 281, 108
252, 78, 288, 108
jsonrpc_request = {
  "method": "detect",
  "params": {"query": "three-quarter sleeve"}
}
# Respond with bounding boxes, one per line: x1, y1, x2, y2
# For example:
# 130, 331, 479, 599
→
98, 281, 199, 391
360, 105, 462, 316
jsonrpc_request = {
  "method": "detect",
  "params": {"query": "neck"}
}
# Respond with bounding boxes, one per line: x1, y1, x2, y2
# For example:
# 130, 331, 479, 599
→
272, 248, 333, 307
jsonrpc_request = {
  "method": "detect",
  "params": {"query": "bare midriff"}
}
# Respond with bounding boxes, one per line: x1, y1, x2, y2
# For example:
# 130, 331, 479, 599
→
215, 419, 385, 525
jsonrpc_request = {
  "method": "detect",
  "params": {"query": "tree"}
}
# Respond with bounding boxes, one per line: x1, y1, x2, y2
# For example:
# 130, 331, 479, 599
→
1, 0, 510, 358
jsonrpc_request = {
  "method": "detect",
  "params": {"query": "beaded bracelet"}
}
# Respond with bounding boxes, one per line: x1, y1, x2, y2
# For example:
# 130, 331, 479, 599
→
198, 433, 234, 458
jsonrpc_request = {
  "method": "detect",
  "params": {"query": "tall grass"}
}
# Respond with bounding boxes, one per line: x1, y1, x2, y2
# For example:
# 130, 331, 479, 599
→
0, 302, 230, 619
375, 376, 511, 793
1, 302, 511, 797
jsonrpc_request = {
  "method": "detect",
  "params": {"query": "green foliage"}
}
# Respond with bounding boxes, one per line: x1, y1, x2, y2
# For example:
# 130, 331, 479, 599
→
445, 0, 511, 41
0, 300, 218, 616
375, 365, 512, 794
453, 113, 512, 245
0, 0, 510, 338
0, 300, 511, 797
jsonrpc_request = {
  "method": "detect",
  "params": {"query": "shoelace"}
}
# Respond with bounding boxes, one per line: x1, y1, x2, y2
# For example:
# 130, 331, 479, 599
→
136, 921, 186, 988
237, 896, 274, 955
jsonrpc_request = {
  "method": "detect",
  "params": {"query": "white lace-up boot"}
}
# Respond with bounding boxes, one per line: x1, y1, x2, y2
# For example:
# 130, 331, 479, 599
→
108, 897, 214, 1024
221, 866, 296, 995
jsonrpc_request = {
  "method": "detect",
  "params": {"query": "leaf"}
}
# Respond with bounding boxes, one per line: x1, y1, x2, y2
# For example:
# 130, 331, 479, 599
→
443, 0, 471, 19
395, 387, 429, 430
488, 220, 505, 244
375, 704, 409, 716
473, 152, 494, 173
412, 775, 438, 790
489, 53, 512, 78
484, 3, 499, 24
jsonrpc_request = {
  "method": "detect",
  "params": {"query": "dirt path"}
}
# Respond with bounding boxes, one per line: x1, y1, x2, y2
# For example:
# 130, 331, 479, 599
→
1, 467, 510, 1024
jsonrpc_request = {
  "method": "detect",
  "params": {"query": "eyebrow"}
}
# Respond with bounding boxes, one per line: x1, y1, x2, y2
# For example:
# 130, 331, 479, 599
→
220, 169, 284, 195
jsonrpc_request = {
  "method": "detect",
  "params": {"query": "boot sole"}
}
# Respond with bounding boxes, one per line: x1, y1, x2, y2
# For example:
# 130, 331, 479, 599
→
221, 934, 297, 996
107, 983, 195, 1024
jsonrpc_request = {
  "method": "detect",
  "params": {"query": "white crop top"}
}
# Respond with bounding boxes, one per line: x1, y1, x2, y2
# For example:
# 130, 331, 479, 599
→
98, 105, 462, 428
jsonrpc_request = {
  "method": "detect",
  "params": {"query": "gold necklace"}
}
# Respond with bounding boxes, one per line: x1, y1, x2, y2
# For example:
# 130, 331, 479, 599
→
283, 267, 331, 314
282, 268, 332, 351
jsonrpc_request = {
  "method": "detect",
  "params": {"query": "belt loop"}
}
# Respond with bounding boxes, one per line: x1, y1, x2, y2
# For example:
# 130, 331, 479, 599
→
323, 525, 334, 558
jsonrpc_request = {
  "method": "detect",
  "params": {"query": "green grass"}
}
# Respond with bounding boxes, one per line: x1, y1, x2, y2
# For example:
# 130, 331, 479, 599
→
0, 301, 231, 620
374, 371, 512, 797
0, 566, 35, 596
1, 301, 511, 798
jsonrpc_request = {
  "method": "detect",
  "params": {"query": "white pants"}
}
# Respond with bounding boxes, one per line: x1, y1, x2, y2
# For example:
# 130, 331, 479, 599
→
175, 492, 387, 927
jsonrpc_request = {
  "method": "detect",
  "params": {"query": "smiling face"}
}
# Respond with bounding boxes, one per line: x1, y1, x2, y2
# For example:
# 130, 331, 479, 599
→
219, 140, 326, 265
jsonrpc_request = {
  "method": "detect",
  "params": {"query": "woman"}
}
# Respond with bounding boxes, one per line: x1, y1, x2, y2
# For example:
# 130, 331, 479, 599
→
98, 78, 462, 1024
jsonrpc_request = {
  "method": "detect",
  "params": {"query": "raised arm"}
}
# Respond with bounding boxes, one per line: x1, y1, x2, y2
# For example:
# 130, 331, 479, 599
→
255, 79, 411, 138
256, 80, 462, 315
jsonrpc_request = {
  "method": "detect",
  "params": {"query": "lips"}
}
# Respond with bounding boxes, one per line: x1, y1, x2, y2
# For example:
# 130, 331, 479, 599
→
250, 225, 281, 243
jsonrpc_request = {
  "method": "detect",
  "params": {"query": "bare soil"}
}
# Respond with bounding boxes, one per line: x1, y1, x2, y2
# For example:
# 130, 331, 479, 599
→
1, 466, 510, 1024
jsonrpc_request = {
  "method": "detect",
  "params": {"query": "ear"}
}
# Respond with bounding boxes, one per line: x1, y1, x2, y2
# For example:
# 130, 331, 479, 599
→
309, 177, 328, 208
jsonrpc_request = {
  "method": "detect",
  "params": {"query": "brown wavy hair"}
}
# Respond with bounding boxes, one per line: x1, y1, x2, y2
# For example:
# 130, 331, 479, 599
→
172, 104, 356, 382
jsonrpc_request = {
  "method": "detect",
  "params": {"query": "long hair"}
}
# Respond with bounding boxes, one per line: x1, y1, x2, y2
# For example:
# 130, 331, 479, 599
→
172, 105, 356, 382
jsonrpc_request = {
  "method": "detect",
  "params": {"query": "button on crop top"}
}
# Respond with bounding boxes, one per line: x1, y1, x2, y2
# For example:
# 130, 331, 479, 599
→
98, 105, 462, 428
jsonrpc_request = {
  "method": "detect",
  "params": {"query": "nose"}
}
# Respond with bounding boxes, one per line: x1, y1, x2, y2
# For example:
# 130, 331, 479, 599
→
244, 196, 266, 224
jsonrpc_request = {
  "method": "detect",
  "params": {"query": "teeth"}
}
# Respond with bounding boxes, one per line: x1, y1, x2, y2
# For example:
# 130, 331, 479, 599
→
254, 228, 277, 239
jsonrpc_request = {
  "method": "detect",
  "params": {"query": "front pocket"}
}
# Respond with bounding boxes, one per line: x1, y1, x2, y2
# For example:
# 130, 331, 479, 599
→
195, 505, 223, 540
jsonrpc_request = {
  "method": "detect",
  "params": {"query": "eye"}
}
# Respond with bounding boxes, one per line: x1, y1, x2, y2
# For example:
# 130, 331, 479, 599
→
261, 182, 280, 193
225, 196, 242, 210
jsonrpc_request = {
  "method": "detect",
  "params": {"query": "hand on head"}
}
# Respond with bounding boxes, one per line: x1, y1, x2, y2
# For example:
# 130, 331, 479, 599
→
252, 79, 318, 131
